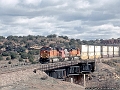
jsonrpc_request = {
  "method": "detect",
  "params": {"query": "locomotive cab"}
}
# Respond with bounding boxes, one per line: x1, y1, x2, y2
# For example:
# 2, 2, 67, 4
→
39, 47, 51, 64
39, 46, 66, 64
69, 48, 80, 60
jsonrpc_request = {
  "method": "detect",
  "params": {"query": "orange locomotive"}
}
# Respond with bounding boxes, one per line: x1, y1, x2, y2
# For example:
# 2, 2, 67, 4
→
39, 46, 80, 64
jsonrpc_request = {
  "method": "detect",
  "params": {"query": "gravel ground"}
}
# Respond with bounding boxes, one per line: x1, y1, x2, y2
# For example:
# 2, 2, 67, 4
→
0, 69, 85, 90
86, 61, 120, 89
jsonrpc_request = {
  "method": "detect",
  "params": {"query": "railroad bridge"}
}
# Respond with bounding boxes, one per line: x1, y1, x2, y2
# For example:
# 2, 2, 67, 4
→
36, 59, 95, 83
0, 59, 95, 87
0, 58, 95, 85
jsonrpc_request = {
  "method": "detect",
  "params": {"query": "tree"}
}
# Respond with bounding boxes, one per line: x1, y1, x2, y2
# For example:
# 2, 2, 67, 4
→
28, 54, 35, 63
6, 46, 14, 51
21, 39, 27, 44
64, 42, 69, 47
88, 40, 95, 45
6, 57, 10, 60
82, 40, 88, 44
76, 39, 81, 44
19, 58, 24, 62
0, 45, 4, 49
2, 51, 10, 56
16, 47, 26, 53
0, 36, 5, 39
35, 50, 39, 55
10, 52, 17, 59
7, 35, 14, 40
100, 39, 104, 44
28, 35, 34, 40
20, 52, 28, 59
70, 39, 75, 45
28, 50, 39, 55
69, 39, 76, 46
6, 36, 19, 42
4, 41, 15, 51
8, 61, 12, 64
25, 42, 35, 48
58, 36, 69, 40
0, 55, 3, 60
49, 43, 56, 47
47, 34, 57, 38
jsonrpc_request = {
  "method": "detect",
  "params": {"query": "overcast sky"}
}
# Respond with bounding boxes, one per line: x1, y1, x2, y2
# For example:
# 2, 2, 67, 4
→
0, 0, 120, 40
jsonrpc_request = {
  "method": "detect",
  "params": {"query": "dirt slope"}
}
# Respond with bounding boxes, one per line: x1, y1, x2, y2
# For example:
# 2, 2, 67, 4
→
0, 69, 84, 90
86, 60, 120, 89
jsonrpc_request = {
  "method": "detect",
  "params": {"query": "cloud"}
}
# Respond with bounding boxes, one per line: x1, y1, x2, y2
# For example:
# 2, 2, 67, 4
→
0, 0, 120, 40
23, 0, 42, 5
0, 0, 19, 7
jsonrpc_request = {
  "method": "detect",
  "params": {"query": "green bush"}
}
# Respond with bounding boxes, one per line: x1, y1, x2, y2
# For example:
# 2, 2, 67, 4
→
0, 55, 3, 60
2, 52, 10, 56
16, 47, 26, 53
103, 61, 116, 67
19, 58, 24, 62
6, 57, 10, 60
10, 52, 17, 59
28, 50, 39, 55
20, 52, 28, 59
28, 54, 35, 63
8, 61, 11, 64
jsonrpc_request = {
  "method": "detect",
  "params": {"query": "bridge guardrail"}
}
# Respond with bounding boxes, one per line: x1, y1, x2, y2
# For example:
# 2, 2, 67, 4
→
38, 60, 83, 71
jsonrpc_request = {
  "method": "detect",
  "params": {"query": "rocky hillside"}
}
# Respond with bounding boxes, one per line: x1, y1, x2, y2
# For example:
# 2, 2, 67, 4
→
0, 34, 100, 66
86, 58, 120, 89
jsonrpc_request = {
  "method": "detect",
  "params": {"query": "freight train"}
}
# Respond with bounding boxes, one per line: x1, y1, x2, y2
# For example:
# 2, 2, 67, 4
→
39, 45, 120, 64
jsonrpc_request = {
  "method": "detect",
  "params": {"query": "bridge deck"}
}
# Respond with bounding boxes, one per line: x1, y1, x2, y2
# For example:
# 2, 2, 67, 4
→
38, 59, 95, 71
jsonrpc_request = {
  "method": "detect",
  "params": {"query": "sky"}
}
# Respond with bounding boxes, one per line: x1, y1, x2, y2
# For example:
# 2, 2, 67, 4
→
0, 0, 120, 40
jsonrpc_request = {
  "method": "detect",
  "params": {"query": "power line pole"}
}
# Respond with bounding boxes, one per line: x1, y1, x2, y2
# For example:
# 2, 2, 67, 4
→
84, 74, 86, 87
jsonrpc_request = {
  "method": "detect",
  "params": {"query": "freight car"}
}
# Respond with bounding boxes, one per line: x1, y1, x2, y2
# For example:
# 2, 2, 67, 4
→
39, 45, 120, 64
